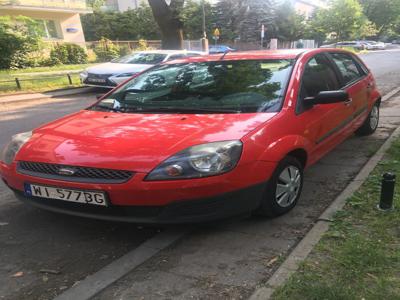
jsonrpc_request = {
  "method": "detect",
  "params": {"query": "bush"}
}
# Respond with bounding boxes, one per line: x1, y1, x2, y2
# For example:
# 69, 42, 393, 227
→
0, 16, 43, 69
119, 45, 131, 57
134, 39, 153, 51
49, 43, 88, 65
93, 38, 120, 62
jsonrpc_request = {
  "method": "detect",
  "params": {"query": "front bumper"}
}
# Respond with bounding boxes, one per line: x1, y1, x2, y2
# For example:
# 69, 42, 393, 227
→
1, 160, 276, 223
11, 183, 265, 224
81, 76, 117, 88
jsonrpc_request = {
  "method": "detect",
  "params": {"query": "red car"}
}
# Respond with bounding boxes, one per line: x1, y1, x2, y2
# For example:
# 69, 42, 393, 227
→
0, 49, 380, 223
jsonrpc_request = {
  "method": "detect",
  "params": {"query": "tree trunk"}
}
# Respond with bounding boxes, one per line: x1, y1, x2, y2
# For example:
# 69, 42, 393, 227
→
148, 0, 184, 50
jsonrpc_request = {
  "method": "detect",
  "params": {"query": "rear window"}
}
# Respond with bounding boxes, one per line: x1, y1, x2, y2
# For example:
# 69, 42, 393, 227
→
93, 59, 295, 114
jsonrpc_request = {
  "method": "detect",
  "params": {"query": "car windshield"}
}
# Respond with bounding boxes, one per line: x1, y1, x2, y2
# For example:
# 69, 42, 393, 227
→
112, 53, 167, 64
91, 59, 294, 114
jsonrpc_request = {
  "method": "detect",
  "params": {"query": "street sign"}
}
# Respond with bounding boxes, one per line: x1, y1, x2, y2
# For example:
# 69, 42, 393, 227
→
261, 24, 265, 39
213, 28, 220, 37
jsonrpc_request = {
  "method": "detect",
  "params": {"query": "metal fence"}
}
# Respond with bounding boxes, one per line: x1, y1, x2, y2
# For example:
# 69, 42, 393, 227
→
85, 40, 204, 51
0, 73, 81, 92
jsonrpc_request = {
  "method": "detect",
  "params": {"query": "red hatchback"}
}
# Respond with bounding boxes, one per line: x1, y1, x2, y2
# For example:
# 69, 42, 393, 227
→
0, 49, 380, 223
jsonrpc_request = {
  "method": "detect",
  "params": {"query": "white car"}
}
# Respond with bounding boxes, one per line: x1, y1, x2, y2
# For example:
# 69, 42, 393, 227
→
360, 41, 386, 50
80, 50, 204, 88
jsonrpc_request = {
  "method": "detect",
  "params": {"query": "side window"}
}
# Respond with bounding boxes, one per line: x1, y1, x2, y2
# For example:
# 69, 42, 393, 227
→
297, 54, 340, 113
330, 53, 364, 86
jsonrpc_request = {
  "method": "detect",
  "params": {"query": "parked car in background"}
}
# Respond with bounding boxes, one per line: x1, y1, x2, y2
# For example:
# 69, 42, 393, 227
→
335, 41, 366, 50
319, 43, 336, 48
80, 50, 204, 88
359, 41, 386, 50
209, 45, 236, 54
1, 49, 381, 223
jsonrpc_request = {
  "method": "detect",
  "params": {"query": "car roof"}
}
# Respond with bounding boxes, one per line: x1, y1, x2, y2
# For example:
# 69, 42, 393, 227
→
134, 50, 204, 55
162, 48, 360, 65
164, 49, 310, 64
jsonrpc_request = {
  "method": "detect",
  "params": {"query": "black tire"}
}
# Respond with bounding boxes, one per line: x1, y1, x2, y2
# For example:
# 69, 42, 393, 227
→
256, 156, 304, 217
355, 102, 380, 136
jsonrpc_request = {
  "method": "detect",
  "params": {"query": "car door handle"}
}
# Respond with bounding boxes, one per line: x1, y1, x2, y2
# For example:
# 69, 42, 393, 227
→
344, 98, 353, 106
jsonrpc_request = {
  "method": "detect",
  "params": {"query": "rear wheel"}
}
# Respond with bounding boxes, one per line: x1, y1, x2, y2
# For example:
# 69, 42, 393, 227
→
256, 156, 304, 217
355, 102, 379, 136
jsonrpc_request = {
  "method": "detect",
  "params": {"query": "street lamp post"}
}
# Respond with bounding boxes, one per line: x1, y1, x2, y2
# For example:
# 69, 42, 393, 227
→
201, 0, 209, 52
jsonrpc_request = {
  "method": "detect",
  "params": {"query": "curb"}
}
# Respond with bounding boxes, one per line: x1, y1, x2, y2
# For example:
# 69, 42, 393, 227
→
54, 229, 187, 300
0, 86, 96, 106
249, 92, 400, 300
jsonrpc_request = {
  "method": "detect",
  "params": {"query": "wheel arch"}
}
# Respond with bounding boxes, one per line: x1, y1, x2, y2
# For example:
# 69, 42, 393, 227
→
258, 135, 312, 168
286, 148, 308, 168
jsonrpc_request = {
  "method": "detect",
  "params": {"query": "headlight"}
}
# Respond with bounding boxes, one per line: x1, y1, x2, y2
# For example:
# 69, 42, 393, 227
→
80, 71, 88, 78
146, 141, 242, 181
115, 72, 137, 78
1, 131, 32, 165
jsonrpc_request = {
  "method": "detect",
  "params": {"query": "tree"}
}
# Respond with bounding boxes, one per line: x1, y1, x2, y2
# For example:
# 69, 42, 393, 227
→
180, 0, 214, 40
312, 0, 369, 41
274, 1, 306, 42
86, 0, 105, 10
81, 6, 160, 41
213, 0, 275, 43
213, 0, 247, 41
359, 0, 400, 36
148, 0, 185, 49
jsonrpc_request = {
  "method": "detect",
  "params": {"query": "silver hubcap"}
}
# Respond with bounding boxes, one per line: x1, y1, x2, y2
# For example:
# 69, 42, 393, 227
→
276, 166, 301, 207
370, 105, 379, 130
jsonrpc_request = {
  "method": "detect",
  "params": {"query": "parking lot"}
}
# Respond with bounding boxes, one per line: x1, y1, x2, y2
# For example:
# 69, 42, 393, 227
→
1, 50, 400, 299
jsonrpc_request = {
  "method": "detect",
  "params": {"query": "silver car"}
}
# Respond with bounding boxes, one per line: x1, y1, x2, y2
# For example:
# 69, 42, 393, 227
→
80, 50, 204, 88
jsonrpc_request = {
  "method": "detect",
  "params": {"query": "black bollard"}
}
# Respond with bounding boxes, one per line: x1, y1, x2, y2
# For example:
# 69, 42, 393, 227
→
378, 172, 396, 211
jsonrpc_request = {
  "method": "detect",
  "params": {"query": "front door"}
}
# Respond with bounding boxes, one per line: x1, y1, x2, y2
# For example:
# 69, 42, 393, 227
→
328, 52, 370, 131
295, 53, 354, 165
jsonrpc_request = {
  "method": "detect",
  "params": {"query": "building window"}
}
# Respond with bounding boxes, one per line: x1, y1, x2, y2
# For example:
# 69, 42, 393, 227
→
37, 19, 61, 39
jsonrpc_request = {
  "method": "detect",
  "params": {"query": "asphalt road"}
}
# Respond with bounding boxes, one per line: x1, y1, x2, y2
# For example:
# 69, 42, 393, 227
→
0, 49, 400, 300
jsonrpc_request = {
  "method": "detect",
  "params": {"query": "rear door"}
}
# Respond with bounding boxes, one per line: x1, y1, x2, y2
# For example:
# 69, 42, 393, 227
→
328, 52, 369, 131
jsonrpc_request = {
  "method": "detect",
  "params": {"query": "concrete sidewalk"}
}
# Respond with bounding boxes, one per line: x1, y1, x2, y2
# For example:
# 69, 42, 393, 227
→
85, 95, 400, 300
0, 87, 97, 105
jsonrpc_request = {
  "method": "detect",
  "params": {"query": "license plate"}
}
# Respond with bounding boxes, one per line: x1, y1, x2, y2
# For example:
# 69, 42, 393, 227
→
24, 183, 107, 206
88, 78, 106, 83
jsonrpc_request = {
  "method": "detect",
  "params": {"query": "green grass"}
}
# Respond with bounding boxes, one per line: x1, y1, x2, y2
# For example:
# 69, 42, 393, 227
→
272, 138, 400, 300
0, 64, 96, 93
0, 73, 83, 94
0, 64, 94, 79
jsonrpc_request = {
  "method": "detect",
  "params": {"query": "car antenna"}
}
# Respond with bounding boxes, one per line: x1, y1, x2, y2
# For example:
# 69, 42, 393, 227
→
219, 50, 231, 60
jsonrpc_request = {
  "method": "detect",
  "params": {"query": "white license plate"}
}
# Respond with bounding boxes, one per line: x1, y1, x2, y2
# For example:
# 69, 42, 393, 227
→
88, 78, 106, 83
24, 184, 107, 206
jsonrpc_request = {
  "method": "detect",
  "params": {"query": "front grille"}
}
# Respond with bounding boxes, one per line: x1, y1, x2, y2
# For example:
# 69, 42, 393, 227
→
18, 161, 134, 184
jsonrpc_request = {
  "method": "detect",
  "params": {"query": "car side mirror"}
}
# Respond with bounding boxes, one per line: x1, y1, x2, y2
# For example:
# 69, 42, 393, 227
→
304, 90, 349, 106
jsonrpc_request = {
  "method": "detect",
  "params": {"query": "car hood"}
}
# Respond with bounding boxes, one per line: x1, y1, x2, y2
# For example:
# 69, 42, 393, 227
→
85, 63, 153, 75
17, 110, 277, 173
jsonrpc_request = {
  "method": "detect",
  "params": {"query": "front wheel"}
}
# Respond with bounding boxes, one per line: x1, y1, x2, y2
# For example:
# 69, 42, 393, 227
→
256, 156, 304, 217
355, 102, 379, 136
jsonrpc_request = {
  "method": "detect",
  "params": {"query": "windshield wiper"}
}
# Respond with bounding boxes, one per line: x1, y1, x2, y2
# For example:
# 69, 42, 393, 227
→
128, 107, 240, 114
94, 104, 123, 112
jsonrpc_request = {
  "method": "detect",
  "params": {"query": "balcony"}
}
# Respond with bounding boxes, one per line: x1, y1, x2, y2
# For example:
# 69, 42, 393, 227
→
0, 0, 92, 12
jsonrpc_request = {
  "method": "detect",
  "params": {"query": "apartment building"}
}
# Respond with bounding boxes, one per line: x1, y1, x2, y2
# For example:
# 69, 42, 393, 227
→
0, 0, 92, 45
